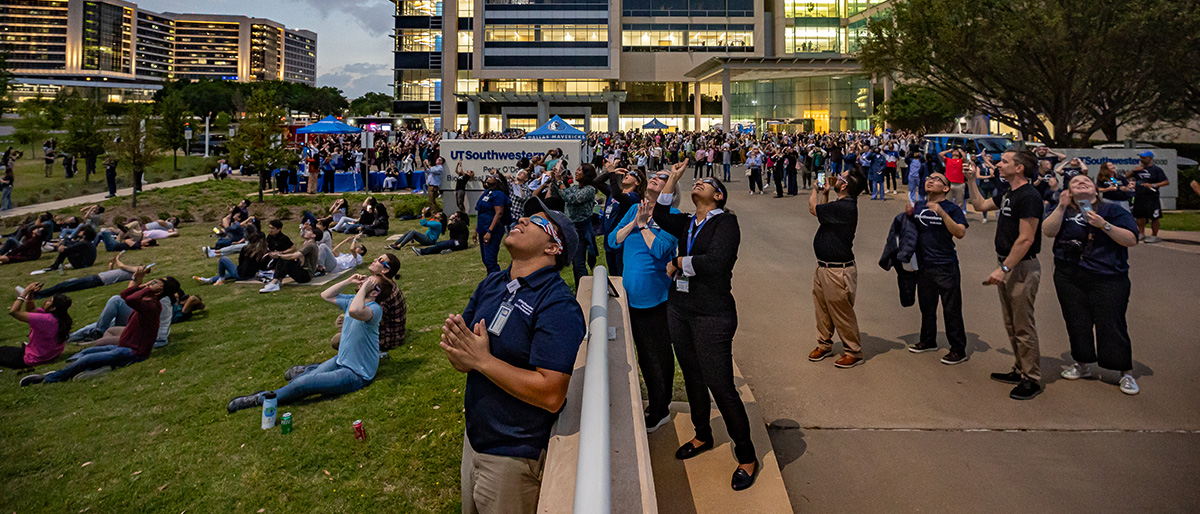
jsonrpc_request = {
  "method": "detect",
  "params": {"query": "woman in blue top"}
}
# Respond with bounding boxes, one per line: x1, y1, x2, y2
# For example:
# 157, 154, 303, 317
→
608, 168, 679, 432
474, 174, 510, 274
389, 209, 446, 249
1042, 174, 1141, 395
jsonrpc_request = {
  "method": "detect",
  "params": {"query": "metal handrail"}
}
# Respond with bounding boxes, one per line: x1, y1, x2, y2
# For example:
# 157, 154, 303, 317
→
573, 266, 611, 514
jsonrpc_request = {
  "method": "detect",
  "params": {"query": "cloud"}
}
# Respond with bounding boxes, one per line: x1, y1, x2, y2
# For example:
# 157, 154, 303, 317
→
295, 0, 393, 36
318, 62, 393, 99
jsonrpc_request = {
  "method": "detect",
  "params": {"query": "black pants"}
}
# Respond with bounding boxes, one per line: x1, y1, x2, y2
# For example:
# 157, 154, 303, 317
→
748, 168, 763, 192
1053, 263, 1133, 371
34, 275, 103, 299
773, 168, 785, 196
667, 305, 756, 464
693, 160, 704, 179
917, 264, 967, 354
322, 170, 335, 193
51, 241, 97, 270
274, 259, 312, 284
105, 169, 117, 195
786, 170, 798, 195
884, 168, 898, 190
802, 170, 813, 189
0, 345, 28, 369
630, 303, 674, 419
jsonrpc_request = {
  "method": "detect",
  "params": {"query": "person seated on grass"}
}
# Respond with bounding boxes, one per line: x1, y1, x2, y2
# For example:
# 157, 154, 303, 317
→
225, 273, 394, 412
389, 208, 445, 249
318, 233, 368, 274
331, 198, 378, 233
21, 252, 137, 300
21, 267, 175, 386
356, 200, 390, 237
194, 231, 270, 286
258, 225, 323, 293
93, 220, 143, 252
203, 218, 260, 258
208, 211, 249, 251
412, 211, 470, 256
330, 253, 404, 351
301, 199, 349, 229
0, 283, 72, 370
0, 225, 45, 265
219, 199, 250, 229
35, 226, 98, 274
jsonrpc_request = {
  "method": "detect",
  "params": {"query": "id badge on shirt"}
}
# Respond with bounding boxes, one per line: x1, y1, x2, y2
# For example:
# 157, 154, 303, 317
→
675, 276, 690, 293
488, 302, 514, 336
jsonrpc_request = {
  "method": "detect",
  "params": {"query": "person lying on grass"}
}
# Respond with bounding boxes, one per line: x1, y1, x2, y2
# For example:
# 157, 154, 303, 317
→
67, 270, 183, 349
33, 226, 98, 274
21, 252, 139, 300
93, 220, 143, 252
258, 225, 323, 293
194, 231, 270, 286
225, 273, 394, 412
0, 283, 72, 370
318, 233, 368, 275
0, 224, 44, 265
21, 267, 178, 386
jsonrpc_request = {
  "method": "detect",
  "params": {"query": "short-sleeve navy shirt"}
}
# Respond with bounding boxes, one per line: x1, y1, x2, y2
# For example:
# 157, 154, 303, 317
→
913, 200, 968, 267
1132, 165, 1167, 200
475, 189, 509, 234
1052, 202, 1138, 275
462, 265, 586, 459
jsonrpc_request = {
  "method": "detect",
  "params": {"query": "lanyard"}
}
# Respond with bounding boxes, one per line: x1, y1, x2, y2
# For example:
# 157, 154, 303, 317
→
686, 214, 711, 256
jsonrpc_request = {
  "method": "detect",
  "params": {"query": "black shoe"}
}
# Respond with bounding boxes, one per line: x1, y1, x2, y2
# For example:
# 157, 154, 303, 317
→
990, 371, 1022, 384
674, 440, 714, 460
1009, 379, 1042, 400
941, 351, 969, 365
227, 393, 265, 413
645, 412, 671, 433
908, 341, 939, 353
19, 374, 45, 387
731, 459, 761, 491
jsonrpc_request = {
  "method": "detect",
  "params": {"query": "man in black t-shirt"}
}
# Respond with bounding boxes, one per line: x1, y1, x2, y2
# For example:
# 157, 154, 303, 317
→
453, 161, 473, 213
1127, 151, 1170, 243
907, 172, 970, 364
966, 150, 1045, 400
807, 168, 866, 369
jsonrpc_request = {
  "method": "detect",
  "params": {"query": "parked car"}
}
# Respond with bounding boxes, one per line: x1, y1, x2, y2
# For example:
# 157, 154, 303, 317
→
922, 133, 1015, 162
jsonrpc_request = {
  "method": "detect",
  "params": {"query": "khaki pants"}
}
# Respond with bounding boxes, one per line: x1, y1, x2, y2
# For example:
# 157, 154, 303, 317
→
461, 436, 545, 514
997, 258, 1041, 381
813, 265, 861, 356
948, 183, 967, 211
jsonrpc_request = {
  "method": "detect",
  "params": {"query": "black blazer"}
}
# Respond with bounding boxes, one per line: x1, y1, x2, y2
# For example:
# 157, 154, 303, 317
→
653, 200, 740, 317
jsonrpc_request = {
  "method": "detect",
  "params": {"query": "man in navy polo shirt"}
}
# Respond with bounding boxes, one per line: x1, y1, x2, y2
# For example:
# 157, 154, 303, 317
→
1127, 151, 1170, 243
441, 198, 585, 514
906, 172, 970, 365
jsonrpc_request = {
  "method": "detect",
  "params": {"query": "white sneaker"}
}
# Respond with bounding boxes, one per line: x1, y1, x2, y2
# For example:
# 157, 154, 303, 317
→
29, 269, 47, 276
259, 282, 281, 293
981, 218, 988, 224
1144, 236, 1160, 244
202, 246, 213, 258
15, 286, 25, 296
1119, 374, 1140, 395
1061, 362, 1094, 380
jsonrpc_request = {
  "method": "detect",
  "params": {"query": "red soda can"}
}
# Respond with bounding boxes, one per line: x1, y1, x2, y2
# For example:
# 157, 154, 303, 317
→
353, 419, 366, 441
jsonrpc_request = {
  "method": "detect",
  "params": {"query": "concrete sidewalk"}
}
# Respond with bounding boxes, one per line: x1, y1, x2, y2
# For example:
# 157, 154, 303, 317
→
0, 174, 211, 219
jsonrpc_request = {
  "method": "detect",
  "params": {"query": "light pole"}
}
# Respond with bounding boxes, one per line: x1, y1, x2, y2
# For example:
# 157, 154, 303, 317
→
204, 113, 211, 158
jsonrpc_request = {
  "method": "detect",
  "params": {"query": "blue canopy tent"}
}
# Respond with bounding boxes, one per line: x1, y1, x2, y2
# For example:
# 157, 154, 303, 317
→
295, 116, 365, 190
296, 115, 362, 135
527, 115, 586, 140
642, 118, 669, 130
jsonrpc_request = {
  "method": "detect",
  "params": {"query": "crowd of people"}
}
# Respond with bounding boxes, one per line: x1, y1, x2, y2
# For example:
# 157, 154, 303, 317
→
1, 123, 1179, 513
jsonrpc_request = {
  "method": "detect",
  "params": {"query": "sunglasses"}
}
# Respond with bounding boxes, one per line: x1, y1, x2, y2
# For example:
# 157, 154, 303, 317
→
652, 173, 670, 180
529, 215, 563, 248
696, 178, 717, 188
376, 256, 390, 269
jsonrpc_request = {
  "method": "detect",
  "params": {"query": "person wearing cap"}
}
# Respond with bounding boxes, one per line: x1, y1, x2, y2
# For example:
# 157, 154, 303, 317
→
474, 174, 511, 274
1127, 151, 1170, 243
807, 167, 867, 369
653, 159, 761, 491
443, 198, 586, 513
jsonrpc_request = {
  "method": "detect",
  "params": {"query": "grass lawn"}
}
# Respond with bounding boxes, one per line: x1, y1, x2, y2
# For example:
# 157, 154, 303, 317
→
1161, 211, 1200, 231
0, 180, 599, 512
2, 151, 219, 208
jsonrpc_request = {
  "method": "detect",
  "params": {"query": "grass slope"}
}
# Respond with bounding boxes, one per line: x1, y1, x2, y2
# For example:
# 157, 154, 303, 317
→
0, 180, 553, 512
2, 153, 218, 208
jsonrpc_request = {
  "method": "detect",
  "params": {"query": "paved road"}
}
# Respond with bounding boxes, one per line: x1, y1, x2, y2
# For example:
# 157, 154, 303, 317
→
675, 177, 1200, 513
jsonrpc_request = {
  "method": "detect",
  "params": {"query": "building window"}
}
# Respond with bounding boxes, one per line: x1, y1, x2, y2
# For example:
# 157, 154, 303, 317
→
784, 0, 839, 18
397, 29, 442, 52
398, 0, 441, 16
484, 25, 607, 43
785, 26, 840, 53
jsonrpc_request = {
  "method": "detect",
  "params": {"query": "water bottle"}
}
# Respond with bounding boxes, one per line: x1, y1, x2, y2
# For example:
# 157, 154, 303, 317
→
261, 391, 278, 430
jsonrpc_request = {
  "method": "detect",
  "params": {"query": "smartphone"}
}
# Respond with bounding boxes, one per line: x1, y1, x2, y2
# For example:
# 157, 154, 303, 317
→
1077, 199, 1092, 213
816, 172, 826, 187
144, 262, 156, 269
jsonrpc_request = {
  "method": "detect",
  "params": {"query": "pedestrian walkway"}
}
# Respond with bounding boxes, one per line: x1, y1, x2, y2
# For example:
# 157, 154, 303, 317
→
0, 174, 211, 219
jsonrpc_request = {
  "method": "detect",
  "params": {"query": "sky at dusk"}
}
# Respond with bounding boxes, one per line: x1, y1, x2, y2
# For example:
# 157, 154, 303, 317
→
131, 0, 393, 99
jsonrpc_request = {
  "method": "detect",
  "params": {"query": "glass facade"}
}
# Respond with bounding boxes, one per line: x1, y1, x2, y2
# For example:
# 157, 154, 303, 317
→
621, 24, 753, 52
621, 0, 754, 17
730, 75, 872, 132
81, 1, 132, 73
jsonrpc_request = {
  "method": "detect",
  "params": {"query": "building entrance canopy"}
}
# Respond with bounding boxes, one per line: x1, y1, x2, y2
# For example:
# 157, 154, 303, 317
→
685, 56, 863, 83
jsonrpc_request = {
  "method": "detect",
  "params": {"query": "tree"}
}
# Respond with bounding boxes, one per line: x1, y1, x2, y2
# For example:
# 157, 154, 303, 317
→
226, 89, 287, 201
859, 0, 1197, 146
874, 84, 964, 134
0, 52, 14, 112
12, 96, 49, 156
349, 92, 392, 117
110, 104, 154, 208
154, 92, 189, 171
61, 91, 108, 182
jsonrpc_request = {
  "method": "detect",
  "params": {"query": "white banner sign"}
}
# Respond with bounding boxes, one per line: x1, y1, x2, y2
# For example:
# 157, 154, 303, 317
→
1055, 148, 1179, 209
438, 139, 583, 214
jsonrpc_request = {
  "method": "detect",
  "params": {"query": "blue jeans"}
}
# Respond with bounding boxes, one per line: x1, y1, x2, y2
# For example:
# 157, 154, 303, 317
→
208, 256, 239, 282
59, 226, 81, 240
94, 231, 133, 252
395, 230, 435, 247
300, 211, 319, 228
34, 275, 104, 299
70, 295, 132, 341
723, 163, 731, 181
45, 345, 143, 382
1, 185, 11, 210
871, 178, 885, 199
272, 358, 368, 404
479, 230, 503, 274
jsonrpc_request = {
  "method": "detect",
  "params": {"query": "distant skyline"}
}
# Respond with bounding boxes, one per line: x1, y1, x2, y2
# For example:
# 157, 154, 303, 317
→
131, 0, 393, 99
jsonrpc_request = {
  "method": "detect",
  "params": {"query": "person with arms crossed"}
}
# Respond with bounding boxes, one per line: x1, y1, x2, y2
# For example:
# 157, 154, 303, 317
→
965, 150, 1045, 400
905, 172, 970, 364
443, 198, 585, 514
